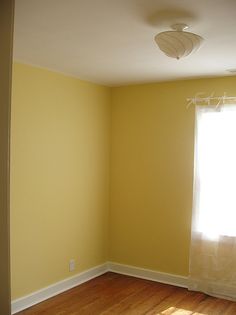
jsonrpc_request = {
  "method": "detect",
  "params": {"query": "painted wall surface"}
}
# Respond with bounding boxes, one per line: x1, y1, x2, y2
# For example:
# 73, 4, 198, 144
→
0, 0, 14, 314
11, 62, 236, 301
110, 77, 236, 276
11, 63, 111, 299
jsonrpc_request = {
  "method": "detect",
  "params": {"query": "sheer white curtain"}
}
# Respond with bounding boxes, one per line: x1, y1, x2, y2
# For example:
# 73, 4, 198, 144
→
189, 104, 236, 301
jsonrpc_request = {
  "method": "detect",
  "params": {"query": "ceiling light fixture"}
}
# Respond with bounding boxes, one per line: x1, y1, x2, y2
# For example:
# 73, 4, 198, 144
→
154, 23, 203, 60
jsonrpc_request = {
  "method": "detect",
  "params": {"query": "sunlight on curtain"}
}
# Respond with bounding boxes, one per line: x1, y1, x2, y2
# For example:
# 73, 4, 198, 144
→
189, 104, 236, 301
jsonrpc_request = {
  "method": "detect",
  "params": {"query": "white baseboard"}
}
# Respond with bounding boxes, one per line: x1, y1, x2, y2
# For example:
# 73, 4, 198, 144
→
11, 261, 188, 314
11, 263, 109, 314
107, 261, 188, 288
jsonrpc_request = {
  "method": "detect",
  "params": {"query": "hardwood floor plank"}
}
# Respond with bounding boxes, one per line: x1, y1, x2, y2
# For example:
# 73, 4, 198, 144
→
16, 272, 121, 314
61, 276, 147, 315
192, 296, 234, 315
156, 291, 206, 315
103, 283, 177, 315
144, 289, 198, 315
15, 272, 236, 315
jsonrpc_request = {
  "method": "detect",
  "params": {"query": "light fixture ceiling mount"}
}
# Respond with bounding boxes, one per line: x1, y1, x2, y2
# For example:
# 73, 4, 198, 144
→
154, 23, 203, 60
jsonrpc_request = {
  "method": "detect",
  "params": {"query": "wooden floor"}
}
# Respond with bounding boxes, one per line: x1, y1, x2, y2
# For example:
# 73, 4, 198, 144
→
16, 272, 236, 315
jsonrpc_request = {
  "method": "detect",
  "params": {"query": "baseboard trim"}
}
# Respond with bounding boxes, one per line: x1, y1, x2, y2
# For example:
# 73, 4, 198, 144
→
107, 261, 188, 288
11, 261, 188, 314
11, 263, 109, 314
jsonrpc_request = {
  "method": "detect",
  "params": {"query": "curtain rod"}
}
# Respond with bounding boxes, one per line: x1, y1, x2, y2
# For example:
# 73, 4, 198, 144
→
186, 93, 236, 109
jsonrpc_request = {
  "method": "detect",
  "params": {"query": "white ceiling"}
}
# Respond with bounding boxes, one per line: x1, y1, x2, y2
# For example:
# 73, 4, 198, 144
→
14, 0, 236, 86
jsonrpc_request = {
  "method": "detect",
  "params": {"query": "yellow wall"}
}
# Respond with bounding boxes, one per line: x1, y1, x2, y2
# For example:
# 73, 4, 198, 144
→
11, 63, 111, 299
11, 62, 236, 300
110, 76, 236, 276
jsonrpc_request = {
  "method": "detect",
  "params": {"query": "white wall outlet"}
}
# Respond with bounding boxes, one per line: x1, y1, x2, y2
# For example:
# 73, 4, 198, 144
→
69, 259, 75, 272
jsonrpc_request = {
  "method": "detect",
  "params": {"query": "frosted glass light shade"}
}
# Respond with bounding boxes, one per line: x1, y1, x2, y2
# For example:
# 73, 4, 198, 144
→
155, 25, 203, 59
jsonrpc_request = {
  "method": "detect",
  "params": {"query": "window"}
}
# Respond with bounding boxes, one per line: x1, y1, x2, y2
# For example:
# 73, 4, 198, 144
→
195, 105, 236, 238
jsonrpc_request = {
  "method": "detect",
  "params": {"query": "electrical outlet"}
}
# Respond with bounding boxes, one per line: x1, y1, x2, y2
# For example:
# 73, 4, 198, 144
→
69, 259, 75, 272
